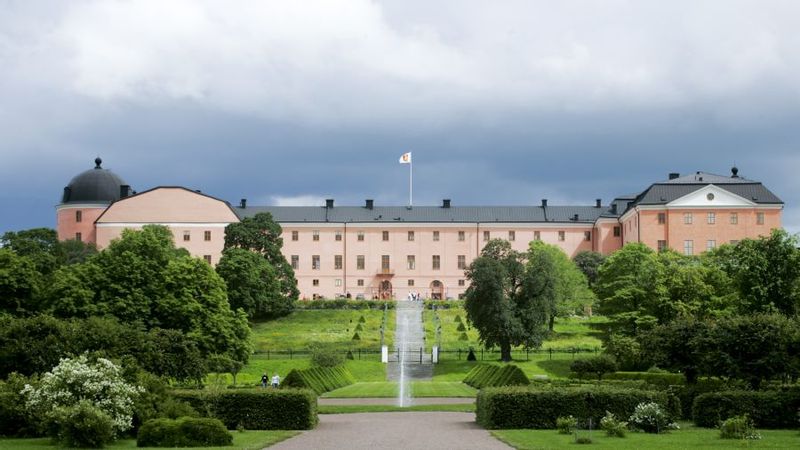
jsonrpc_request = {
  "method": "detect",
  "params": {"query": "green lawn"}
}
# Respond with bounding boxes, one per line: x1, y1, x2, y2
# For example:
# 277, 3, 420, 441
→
319, 403, 475, 414
432, 355, 577, 381
0, 431, 298, 450
218, 358, 386, 386
491, 424, 800, 449
323, 381, 476, 398
250, 309, 395, 352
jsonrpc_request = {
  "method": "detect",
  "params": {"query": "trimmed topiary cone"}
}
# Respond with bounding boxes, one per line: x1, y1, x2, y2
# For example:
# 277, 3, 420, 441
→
358, 316, 366, 323
352, 332, 361, 340
458, 332, 469, 341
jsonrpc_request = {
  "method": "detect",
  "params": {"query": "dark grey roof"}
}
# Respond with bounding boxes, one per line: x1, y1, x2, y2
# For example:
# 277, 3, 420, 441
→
61, 158, 131, 204
236, 205, 611, 224
662, 171, 755, 184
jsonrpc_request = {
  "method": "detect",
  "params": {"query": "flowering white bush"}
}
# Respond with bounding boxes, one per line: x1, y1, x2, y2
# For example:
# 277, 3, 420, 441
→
628, 402, 679, 434
22, 355, 142, 436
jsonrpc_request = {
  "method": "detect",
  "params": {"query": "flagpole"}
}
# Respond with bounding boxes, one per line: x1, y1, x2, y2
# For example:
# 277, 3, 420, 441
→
409, 159, 413, 207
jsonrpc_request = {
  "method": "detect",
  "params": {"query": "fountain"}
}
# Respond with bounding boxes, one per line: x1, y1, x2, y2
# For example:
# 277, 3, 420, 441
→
393, 299, 427, 407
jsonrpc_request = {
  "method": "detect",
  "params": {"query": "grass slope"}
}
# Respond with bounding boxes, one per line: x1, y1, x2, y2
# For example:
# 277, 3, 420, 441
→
322, 382, 476, 398
433, 356, 577, 381
219, 358, 386, 386
0, 431, 298, 450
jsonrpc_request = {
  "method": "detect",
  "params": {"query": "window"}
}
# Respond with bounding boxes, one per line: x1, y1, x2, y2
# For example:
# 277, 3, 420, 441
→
357, 279, 364, 287
707, 240, 716, 251
75, 210, 82, 223
75, 232, 82, 242
357, 231, 365, 241
433, 231, 440, 241
508, 230, 515, 241
312, 255, 320, 270
408, 231, 414, 241
730, 240, 739, 245
292, 230, 299, 241
204, 230, 211, 241
408, 279, 415, 287
407, 255, 415, 270
382, 230, 389, 241
381, 255, 390, 270
458, 231, 465, 241
335, 279, 342, 287
684, 213, 693, 224
203, 255, 212, 264
584, 231, 591, 241
483, 230, 490, 241
707, 212, 716, 224
458, 279, 465, 287
613, 226, 621, 237
534, 230, 541, 240
730, 213, 738, 225
558, 230, 565, 241
334, 255, 343, 270
458, 255, 466, 270
658, 212, 666, 224
312, 279, 319, 287
432, 255, 440, 270
684, 240, 694, 256
291, 255, 299, 270
757, 212, 765, 225
657, 240, 667, 252
335, 231, 342, 241
183, 231, 190, 241
312, 230, 319, 241
357, 255, 365, 270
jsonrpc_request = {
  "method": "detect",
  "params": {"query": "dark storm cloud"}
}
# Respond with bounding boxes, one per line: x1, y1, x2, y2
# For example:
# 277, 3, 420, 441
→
1, 0, 799, 234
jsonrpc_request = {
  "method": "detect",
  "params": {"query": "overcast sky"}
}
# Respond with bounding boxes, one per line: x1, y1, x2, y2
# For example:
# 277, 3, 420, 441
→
2, 0, 799, 234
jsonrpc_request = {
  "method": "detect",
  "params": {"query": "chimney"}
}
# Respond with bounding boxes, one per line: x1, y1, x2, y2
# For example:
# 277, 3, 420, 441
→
611, 203, 618, 214
595, 198, 602, 208
120, 185, 130, 198
669, 173, 680, 180
442, 199, 451, 208
365, 199, 374, 210
325, 199, 334, 209
240, 198, 247, 208
573, 214, 579, 221
731, 166, 739, 178
62, 186, 71, 203
541, 199, 548, 207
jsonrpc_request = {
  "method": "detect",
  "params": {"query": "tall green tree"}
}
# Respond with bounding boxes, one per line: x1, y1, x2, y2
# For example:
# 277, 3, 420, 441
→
216, 248, 291, 319
0, 228, 61, 276
223, 213, 299, 304
573, 251, 605, 287
464, 240, 550, 361
0, 248, 43, 314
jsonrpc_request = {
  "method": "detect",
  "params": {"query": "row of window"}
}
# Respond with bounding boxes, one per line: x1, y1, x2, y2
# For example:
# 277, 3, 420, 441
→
310, 279, 468, 287
293, 254, 475, 271
667, 239, 739, 255
291, 229, 590, 242
658, 212, 766, 225
182, 230, 213, 242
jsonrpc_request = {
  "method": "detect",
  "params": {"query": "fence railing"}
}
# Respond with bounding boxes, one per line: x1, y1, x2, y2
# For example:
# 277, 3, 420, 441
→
252, 346, 600, 361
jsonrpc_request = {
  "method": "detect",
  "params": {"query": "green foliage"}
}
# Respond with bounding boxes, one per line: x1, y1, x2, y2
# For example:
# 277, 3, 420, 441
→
667, 379, 744, 419
600, 411, 627, 437
0, 373, 37, 437
358, 315, 366, 323
569, 356, 617, 380
354, 323, 363, 332
692, 390, 800, 429
475, 386, 677, 429
458, 332, 469, 341
216, 247, 292, 319
464, 240, 550, 361
628, 401, 679, 433
556, 415, 577, 434
0, 228, 61, 276
307, 346, 345, 368
639, 319, 704, 383
351, 332, 361, 341
603, 334, 644, 371
173, 389, 318, 430
223, 212, 299, 304
604, 372, 684, 387
573, 251, 605, 286
50, 400, 114, 448
463, 364, 530, 389
454, 315, 462, 323
456, 322, 466, 332
137, 417, 232, 447
0, 248, 42, 314
281, 366, 355, 394
719, 414, 761, 440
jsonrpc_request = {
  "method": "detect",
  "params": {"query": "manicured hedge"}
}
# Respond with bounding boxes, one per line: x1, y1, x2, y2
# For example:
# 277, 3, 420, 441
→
604, 372, 685, 387
463, 364, 530, 389
476, 386, 679, 429
173, 389, 317, 430
137, 417, 232, 447
667, 379, 744, 419
294, 300, 396, 310
692, 389, 800, 429
282, 366, 356, 395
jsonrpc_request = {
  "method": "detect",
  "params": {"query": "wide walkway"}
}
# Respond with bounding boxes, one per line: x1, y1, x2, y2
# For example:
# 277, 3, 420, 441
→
268, 412, 512, 450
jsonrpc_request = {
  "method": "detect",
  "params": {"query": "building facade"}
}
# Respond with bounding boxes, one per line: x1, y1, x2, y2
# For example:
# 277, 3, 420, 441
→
57, 159, 784, 300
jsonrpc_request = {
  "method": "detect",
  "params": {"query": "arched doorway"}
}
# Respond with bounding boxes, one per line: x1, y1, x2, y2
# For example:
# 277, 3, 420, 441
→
430, 280, 443, 300
380, 280, 393, 299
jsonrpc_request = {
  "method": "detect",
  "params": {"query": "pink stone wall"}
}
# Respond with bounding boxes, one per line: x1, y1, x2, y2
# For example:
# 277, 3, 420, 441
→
56, 206, 106, 243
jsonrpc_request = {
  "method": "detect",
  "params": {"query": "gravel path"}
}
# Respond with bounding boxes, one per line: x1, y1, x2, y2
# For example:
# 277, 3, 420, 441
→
268, 412, 511, 450
318, 397, 474, 405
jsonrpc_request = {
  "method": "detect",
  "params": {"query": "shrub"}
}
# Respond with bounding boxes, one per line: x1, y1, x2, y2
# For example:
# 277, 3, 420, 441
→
463, 364, 530, 389
173, 389, 317, 430
352, 332, 361, 340
466, 349, 477, 361
692, 390, 800, 429
458, 332, 469, 341
719, 414, 761, 440
137, 417, 232, 447
570, 356, 617, 380
309, 346, 345, 368
454, 315, 462, 323
599, 411, 627, 437
294, 300, 396, 310
476, 386, 677, 429
456, 322, 467, 332
358, 316, 366, 323
50, 400, 114, 448
668, 378, 743, 419
354, 323, 364, 332
628, 402, 679, 433
604, 371, 684, 387
281, 366, 355, 395
345, 350, 354, 360
0, 373, 36, 437
556, 415, 576, 434
574, 436, 592, 444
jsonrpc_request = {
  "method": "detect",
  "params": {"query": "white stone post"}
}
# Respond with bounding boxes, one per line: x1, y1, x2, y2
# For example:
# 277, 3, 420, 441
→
432, 346, 439, 364
381, 345, 389, 363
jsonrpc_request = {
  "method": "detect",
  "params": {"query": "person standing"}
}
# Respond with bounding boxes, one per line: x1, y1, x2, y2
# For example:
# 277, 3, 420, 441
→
261, 373, 269, 389
271, 373, 280, 388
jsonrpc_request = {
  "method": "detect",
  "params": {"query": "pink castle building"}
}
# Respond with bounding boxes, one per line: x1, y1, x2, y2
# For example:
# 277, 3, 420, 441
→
57, 159, 783, 300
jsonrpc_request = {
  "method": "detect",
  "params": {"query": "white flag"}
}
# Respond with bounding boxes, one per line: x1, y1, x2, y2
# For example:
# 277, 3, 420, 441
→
399, 152, 412, 164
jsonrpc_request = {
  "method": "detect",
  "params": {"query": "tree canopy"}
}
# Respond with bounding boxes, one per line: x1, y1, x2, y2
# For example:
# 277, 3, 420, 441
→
528, 241, 594, 330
